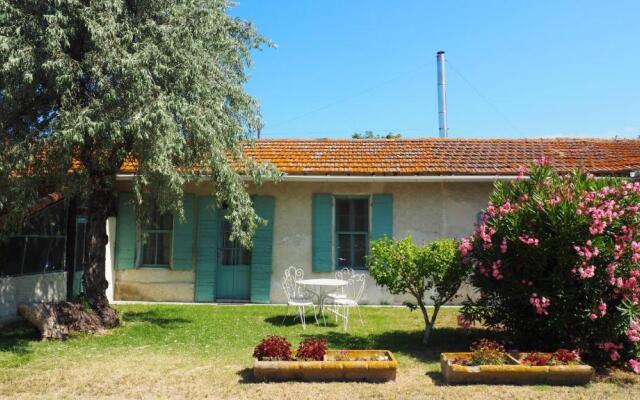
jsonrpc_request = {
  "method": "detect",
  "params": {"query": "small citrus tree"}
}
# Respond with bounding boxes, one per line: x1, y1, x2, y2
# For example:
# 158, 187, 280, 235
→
367, 237, 470, 344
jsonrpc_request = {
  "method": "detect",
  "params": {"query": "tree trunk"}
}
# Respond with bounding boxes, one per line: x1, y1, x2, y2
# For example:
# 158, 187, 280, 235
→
18, 303, 68, 340
418, 299, 432, 344
84, 178, 118, 327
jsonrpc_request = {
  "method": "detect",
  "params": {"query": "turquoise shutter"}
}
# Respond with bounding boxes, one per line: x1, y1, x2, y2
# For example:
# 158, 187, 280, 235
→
312, 193, 333, 272
195, 197, 218, 302
115, 193, 136, 270
371, 194, 393, 240
251, 196, 275, 303
172, 193, 194, 270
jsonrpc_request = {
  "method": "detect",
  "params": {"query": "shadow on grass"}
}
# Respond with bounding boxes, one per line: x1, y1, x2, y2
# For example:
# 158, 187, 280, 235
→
0, 319, 39, 357
264, 314, 340, 329
301, 327, 505, 364
237, 367, 254, 384
120, 310, 191, 328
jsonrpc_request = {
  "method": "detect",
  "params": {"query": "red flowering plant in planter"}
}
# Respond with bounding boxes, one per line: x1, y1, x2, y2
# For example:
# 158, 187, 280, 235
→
459, 160, 640, 372
295, 338, 328, 361
253, 336, 293, 361
520, 349, 581, 366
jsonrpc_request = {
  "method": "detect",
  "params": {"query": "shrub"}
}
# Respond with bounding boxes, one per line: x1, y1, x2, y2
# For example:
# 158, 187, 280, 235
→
453, 339, 508, 366
253, 336, 293, 361
459, 161, 640, 371
521, 349, 581, 366
296, 338, 328, 361
367, 237, 471, 344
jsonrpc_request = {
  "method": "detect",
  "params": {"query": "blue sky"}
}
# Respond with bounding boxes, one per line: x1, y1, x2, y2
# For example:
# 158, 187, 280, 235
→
231, 1, 640, 139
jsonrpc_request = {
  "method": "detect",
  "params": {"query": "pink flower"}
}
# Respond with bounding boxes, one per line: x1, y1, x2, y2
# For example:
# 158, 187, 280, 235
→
516, 165, 528, 179
630, 359, 640, 374
610, 351, 620, 361
577, 264, 595, 279
491, 260, 503, 280
589, 313, 598, 321
500, 238, 508, 254
598, 302, 607, 316
534, 156, 551, 166
530, 294, 550, 316
498, 202, 511, 216
518, 234, 539, 247
459, 238, 473, 256
627, 320, 640, 343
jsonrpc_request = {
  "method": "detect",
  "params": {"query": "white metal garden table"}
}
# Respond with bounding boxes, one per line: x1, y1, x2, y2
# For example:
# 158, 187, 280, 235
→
296, 278, 347, 324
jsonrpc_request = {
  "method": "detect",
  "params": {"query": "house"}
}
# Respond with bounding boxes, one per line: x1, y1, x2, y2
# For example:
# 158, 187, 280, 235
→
2, 138, 640, 316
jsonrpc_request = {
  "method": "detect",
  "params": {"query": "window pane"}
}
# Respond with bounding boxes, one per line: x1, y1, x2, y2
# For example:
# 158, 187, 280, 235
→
241, 248, 252, 266
22, 237, 46, 274
353, 234, 368, 269
221, 248, 234, 265
142, 234, 156, 265
220, 218, 251, 265
157, 233, 172, 265
335, 199, 350, 231
0, 237, 25, 276
158, 213, 173, 230
353, 199, 369, 231
337, 234, 351, 268
44, 238, 66, 272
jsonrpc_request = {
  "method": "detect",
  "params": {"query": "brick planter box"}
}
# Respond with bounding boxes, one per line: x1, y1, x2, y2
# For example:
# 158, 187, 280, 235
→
441, 352, 594, 385
253, 350, 397, 382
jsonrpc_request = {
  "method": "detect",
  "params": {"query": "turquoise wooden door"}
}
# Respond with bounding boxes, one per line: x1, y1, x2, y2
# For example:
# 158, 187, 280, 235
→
216, 218, 251, 301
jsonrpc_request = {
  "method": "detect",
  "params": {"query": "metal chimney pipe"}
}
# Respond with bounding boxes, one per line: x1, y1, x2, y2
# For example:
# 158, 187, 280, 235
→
436, 51, 448, 138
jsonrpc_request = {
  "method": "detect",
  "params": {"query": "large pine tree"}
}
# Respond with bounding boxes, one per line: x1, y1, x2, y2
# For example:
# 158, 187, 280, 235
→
0, 0, 277, 325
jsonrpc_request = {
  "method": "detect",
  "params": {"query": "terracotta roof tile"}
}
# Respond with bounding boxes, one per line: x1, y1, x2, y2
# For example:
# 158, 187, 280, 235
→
118, 138, 640, 177
239, 138, 640, 176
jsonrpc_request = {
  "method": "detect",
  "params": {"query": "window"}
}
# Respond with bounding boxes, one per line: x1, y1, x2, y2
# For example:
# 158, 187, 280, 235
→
335, 197, 369, 269
139, 212, 173, 267
0, 200, 67, 276
219, 218, 251, 265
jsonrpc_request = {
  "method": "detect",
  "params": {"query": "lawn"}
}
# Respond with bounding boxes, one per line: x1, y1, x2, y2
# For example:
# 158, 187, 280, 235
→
0, 304, 638, 399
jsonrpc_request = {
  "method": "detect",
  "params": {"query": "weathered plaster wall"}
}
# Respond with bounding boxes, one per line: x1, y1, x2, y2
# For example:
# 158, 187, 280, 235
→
0, 272, 67, 318
113, 180, 492, 304
253, 181, 492, 305
115, 269, 195, 302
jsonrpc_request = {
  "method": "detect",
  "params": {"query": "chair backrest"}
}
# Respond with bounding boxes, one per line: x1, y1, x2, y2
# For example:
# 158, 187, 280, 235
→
282, 266, 305, 301
334, 267, 354, 294
345, 273, 366, 303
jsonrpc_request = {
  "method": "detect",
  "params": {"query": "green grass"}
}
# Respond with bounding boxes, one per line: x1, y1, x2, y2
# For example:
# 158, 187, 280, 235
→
0, 304, 638, 399
0, 305, 475, 367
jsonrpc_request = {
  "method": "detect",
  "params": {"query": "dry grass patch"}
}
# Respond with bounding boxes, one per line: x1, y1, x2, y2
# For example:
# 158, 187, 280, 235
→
0, 304, 638, 399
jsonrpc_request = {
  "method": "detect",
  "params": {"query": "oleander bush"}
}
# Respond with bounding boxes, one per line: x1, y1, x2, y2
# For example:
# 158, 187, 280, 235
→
458, 160, 640, 372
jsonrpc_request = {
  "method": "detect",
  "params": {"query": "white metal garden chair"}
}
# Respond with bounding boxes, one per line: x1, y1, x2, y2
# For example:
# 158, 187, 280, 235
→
333, 273, 366, 332
327, 267, 355, 301
281, 266, 318, 329
326, 267, 354, 320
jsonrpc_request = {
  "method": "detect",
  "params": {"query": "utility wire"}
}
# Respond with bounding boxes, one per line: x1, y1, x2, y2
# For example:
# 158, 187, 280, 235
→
445, 59, 523, 135
268, 62, 430, 129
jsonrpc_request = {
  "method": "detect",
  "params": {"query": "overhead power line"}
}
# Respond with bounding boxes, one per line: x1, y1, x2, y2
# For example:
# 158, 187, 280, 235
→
445, 59, 523, 135
268, 62, 430, 130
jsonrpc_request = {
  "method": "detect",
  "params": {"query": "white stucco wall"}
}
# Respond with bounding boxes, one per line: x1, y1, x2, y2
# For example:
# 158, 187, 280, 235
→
0, 272, 67, 318
114, 180, 491, 304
